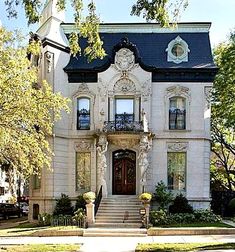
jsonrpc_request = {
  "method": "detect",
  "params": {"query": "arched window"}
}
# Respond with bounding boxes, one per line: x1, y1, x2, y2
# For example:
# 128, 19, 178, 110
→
169, 97, 186, 130
77, 98, 90, 130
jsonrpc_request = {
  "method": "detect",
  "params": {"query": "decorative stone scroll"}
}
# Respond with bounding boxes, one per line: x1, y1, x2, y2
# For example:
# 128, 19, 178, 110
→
74, 141, 92, 152
167, 142, 188, 152
114, 48, 135, 72
45, 51, 53, 73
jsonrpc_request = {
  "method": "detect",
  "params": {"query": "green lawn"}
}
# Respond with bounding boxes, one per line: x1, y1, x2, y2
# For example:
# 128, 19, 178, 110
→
0, 244, 80, 252
0, 222, 82, 237
136, 243, 235, 252
155, 222, 232, 228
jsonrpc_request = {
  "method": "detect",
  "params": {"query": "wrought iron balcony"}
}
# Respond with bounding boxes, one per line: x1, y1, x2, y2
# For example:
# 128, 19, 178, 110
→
103, 120, 144, 132
103, 113, 143, 133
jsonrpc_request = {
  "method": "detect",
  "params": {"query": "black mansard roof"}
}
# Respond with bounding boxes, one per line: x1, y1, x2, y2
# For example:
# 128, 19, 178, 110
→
62, 23, 217, 82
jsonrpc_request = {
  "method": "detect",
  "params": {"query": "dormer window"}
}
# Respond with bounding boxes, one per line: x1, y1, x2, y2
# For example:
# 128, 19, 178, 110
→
166, 36, 190, 64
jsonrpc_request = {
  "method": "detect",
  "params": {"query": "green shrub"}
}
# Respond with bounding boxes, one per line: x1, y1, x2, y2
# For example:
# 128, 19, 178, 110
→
168, 213, 195, 224
53, 193, 74, 216
228, 198, 235, 216
154, 181, 173, 210
149, 209, 168, 226
38, 213, 52, 226
169, 194, 193, 214
75, 195, 86, 211
73, 208, 85, 222
150, 209, 222, 226
194, 209, 222, 222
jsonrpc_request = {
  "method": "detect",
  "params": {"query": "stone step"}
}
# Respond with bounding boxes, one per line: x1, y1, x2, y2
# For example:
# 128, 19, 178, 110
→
96, 213, 141, 219
95, 220, 141, 224
96, 215, 140, 220
99, 203, 141, 210
89, 223, 142, 228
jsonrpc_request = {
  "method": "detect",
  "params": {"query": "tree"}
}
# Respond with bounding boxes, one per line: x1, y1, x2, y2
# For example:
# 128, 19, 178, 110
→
211, 123, 235, 191
212, 31, 235, 130
3, 0, 189, 61
0, 27, 69, 179
210, 31, 235, 191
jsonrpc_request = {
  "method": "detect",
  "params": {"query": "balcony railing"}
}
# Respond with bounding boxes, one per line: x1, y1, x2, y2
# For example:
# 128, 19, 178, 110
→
103, 120, 144, 133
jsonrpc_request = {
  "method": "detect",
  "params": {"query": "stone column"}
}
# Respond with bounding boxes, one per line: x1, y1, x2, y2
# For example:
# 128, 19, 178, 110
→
86, 203, 95, 225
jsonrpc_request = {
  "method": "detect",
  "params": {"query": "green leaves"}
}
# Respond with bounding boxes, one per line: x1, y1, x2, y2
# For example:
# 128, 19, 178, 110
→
0, 27, 69, 178
131, 0, 188, 27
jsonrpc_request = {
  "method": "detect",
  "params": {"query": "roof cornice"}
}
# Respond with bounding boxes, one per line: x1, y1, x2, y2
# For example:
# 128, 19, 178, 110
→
61, 22, 211, 34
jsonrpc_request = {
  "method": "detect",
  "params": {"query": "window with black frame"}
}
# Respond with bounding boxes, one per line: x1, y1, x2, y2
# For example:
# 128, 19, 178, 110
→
169, 97, 186, 130
115, 98, 134, 130
77, 98, 90, 130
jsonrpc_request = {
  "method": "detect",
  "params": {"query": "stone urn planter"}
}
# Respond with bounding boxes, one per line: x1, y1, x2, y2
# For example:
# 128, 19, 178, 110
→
139, 192, 152, 206
83, 191, 96, 204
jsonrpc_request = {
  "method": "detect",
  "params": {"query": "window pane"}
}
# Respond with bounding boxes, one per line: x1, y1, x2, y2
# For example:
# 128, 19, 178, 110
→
78, 98, 89, 110
33, 175, 41, 189
77, 98, 90, 130
76, 152, 91, 191
116, 99, 134, 114
168, 152, 186, 191
169, 97, 186, 130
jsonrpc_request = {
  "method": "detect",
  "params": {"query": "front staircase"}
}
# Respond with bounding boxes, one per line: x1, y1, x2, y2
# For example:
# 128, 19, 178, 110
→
95, 195, 142, 227
84, 195, 146, 236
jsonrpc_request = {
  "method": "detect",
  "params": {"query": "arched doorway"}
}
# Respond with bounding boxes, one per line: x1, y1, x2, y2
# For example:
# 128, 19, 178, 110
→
112, 149, 136, 195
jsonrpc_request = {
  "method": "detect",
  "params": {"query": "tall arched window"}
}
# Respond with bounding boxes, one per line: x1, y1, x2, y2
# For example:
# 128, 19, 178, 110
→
169, 97, 186, 130
77, 98, 90, 130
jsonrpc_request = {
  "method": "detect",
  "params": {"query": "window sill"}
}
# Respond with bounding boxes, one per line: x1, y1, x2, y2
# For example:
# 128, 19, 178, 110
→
164, 129, 191, 133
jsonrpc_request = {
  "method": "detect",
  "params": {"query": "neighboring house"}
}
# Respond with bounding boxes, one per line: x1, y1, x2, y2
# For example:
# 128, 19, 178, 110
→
29, 0, 217, 221
0, 165, 28, 203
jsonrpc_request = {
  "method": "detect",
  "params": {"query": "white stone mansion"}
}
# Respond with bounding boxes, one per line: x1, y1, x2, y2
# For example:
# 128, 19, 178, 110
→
29, 0, 217, 220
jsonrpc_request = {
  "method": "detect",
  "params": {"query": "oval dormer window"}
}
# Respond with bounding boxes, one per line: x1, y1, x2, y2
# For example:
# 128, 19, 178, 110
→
166, 36, 190, 64
171, 43, 185, 57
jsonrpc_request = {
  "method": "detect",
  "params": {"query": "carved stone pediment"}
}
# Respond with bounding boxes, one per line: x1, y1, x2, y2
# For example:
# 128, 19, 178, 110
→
115, 48, 135, 71
114, 77, 136, 93
166, 85, 190, 97
167, 142, 188, 152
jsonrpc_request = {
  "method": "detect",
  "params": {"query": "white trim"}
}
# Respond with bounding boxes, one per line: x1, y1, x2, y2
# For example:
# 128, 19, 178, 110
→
61, 23, 211, 34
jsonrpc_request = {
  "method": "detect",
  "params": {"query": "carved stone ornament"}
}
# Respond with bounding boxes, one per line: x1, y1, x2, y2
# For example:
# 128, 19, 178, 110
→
141, 79, 152, 101
115, 48, 135, 71
167, 142, 188, 152
109, 138, 139, 149
78, 83, 89, 93
114, 77, 136, 93
204, 87, 212, 109
166, 85, 190, 98
74, 141, 92, 151
45, 51, 53, 73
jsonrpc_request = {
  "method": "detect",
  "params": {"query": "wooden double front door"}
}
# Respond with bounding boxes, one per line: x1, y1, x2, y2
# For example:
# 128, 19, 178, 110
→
113, 150, 136, 195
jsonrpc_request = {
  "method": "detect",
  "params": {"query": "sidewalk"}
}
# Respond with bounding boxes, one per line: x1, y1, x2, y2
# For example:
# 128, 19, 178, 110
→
0, 235, 235, 252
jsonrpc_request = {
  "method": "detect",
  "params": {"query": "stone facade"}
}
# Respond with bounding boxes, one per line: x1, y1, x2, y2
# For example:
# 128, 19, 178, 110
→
28, 0, 217, 220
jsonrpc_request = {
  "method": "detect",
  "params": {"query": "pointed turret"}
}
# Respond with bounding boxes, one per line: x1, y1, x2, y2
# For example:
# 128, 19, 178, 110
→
37, 0, 68, 47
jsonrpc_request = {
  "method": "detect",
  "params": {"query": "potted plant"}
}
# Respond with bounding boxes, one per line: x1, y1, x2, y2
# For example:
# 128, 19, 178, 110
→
139, 192, 152, 205
83, 191, 96, 204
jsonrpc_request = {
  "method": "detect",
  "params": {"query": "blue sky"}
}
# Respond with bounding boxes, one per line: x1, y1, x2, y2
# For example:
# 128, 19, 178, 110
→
0, 0, 234, 47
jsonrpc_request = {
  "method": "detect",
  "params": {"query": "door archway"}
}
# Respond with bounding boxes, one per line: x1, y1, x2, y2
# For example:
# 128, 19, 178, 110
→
112, 149, 136, 195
